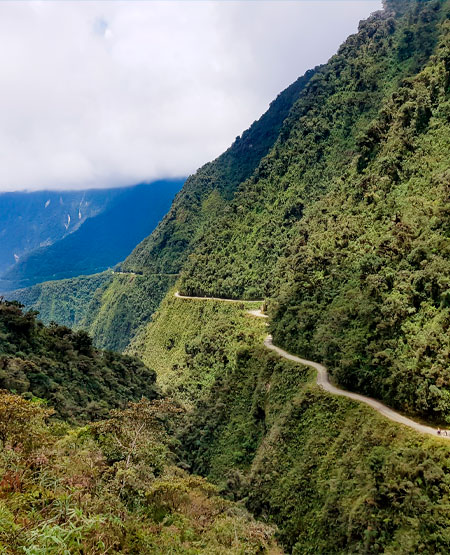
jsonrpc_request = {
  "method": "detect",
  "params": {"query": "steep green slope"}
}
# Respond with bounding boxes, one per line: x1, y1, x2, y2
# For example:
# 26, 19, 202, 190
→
14, 69, 314, 351
127, 290, 266, 399
270, 41, 450, 421
82, 272, 178, 351
8, 271, 113, 329
177, 0, 450, 419
0, 299, 158, 422
130, 290, 450, 554
180, 0, 447, 299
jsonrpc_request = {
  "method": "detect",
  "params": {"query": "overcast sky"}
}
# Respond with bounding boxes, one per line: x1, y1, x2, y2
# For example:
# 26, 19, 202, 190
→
0, 0, 381, 192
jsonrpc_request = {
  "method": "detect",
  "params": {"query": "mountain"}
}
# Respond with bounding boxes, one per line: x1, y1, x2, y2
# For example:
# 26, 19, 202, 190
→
11, 67, 316, 349
0, 188, 124, 275
0, 302, 279, 553
0, 180, 183, 291
5, 1, 450, 551
128, 287, 450, 554
177, 0, 450, 421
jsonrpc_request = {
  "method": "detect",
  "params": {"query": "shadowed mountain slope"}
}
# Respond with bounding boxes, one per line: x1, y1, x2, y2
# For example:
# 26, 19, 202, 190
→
1, 180, 183, 291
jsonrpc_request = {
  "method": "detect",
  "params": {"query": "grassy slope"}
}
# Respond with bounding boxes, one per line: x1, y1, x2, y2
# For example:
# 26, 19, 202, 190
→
135, 290, 450, 553
127, 289, 267, 399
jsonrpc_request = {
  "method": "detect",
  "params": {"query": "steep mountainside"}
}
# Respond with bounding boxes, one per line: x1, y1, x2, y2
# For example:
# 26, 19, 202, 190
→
11, 67, 315, 349
0, 299, 158, 422
122, 69, 317, 275
180, 0, 447, 298
1, 180, 183, 291
121, 1, 450, 550
128, 292, 450, 554
177, 0, 450, 420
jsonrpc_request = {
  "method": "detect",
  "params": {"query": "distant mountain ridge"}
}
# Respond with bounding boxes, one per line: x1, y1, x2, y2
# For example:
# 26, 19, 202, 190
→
0, 188, 123, 275
0, 180, 184, 291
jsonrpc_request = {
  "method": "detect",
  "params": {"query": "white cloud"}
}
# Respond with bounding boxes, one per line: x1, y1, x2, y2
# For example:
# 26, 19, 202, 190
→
0, 0, 381, 191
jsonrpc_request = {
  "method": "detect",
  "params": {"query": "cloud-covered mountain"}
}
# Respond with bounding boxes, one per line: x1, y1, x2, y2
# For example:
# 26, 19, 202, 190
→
0, 180, 183, 291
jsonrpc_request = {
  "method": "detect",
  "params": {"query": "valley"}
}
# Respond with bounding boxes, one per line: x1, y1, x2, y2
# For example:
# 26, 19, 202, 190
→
1, 0, 450, 552
0, 180, 183, 292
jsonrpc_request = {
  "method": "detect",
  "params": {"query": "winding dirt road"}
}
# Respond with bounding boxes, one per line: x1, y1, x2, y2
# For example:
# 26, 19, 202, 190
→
174, 292, 448, 439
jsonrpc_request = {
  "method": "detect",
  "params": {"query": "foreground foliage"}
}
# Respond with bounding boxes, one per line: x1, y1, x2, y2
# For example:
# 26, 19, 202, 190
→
0, 392, 280, 554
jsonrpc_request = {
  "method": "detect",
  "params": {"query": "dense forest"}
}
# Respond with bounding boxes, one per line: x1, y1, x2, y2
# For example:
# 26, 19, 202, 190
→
11, 272, 177, 351
177, 0, 450, 420
0, 299, 158, 422
9, 272, 113, 329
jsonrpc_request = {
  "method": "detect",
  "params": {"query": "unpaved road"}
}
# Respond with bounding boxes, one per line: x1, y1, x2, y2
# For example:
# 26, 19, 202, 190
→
174, 291, 263, 303
175, 292, 448, 438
